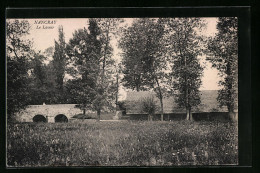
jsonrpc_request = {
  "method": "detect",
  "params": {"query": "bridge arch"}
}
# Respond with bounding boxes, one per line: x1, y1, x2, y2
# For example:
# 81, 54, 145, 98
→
33, 114, 47, 123
55, 114, 68, 123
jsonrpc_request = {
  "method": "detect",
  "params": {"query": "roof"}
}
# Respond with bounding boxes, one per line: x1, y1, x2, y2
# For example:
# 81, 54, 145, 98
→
125, 90, 229, 114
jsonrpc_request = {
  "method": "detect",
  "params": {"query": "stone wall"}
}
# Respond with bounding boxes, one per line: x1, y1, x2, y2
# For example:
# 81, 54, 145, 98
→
15, 104, 83, 122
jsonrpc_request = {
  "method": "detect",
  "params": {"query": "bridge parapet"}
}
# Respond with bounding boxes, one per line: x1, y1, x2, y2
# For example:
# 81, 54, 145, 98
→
15, 104, 82, 122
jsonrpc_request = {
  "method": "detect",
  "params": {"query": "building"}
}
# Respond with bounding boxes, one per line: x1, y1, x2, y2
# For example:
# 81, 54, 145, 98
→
125, 90, 227, 113
124, 90, 236, 121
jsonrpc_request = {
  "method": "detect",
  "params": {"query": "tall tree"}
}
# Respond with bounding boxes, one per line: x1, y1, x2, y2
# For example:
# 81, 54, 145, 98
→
66, 19, 102, 119
206, 17, 238, 117
93, 19, 125, 114
165, 18, 205, 120
120, 18, 167, 121
6, 19, 32, 121
52, 26, 67, 102
42, 61, 59, 104
96, 18, 124, 83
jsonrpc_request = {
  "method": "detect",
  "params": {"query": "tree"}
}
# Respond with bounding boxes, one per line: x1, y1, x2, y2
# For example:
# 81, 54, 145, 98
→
165, 18, 205, 120
42, 61, 59, 104
65, 79, 97, 115
31, 53, 47, 85
6, 20, 32, 59
7, 56, 31, 121
6, 19, 32, 121
52, 26, 67, 102
120, 18, 167, 121
28, 53, 58, 105
66, 19, 102, 119
96, 18, 124, 84
28, 53, 47, 104
42, 47, 58, 104
43, 46, 54, 58
206, 17, 238, 118
93, 19, 125, 115
66, 19, 124, 119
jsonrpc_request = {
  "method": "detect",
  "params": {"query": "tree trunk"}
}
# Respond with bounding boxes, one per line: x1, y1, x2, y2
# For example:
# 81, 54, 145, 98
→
97, 109, 101, 121
116, 72, 119, 106
186, 108, 189, 120
186, 107, 193, 121
148, 114, 153, 121
228, 104, 237, 121
226, 61, 237, 121
154, 76, 164, 121
228, 111, 237, 121
102, 29, 109, 83
184, 50, 190, 121
83, 108, 86, 115
159, 97, 164, 121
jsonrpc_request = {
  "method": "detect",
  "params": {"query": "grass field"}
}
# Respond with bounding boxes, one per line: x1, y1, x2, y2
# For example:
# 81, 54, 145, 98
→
7, 120, 238, 167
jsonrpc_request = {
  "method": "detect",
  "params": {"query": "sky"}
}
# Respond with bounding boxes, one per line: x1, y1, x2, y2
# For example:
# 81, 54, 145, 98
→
12, 18, 221, 100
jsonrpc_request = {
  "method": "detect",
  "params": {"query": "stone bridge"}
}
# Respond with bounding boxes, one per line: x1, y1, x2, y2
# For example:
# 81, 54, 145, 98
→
15, 104, 83, 123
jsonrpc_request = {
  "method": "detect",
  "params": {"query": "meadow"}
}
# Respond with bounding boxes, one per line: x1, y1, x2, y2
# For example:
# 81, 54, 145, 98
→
7, 120, 238, 167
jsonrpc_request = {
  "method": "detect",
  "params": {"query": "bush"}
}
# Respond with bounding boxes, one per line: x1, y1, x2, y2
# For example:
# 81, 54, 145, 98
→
140, 96, 158, 121
117, 101, 126, 115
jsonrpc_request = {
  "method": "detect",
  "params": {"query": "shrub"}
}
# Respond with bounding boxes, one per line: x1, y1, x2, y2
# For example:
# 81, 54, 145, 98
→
140, 96, 158, 121
117, 101, 126, 115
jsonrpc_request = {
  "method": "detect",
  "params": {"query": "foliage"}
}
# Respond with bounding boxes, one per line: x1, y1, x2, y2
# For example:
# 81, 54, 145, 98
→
66, 19, 102, 115
95, 18, 124, 112
28, 53, 48, 104
96, 18, 124, 75
27, 52, 63, 105
52, 26, 67, 97
65, 79, 97, 113
6, 19, 32, 120
30, 53, 47, 85
165, 18, 205, 119
7, 121, 238, 166
6, 19, 32, 58
43, 46, 54, 57
120, 18, 167, 120
43, 61, 61, 103
206, 17, 238, 112
120, 19, 165, 90
66, 19, 124, 117
7, 56, 31, 120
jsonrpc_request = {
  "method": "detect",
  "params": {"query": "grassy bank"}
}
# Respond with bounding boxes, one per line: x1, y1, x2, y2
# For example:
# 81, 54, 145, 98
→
7, 120, 238, 167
